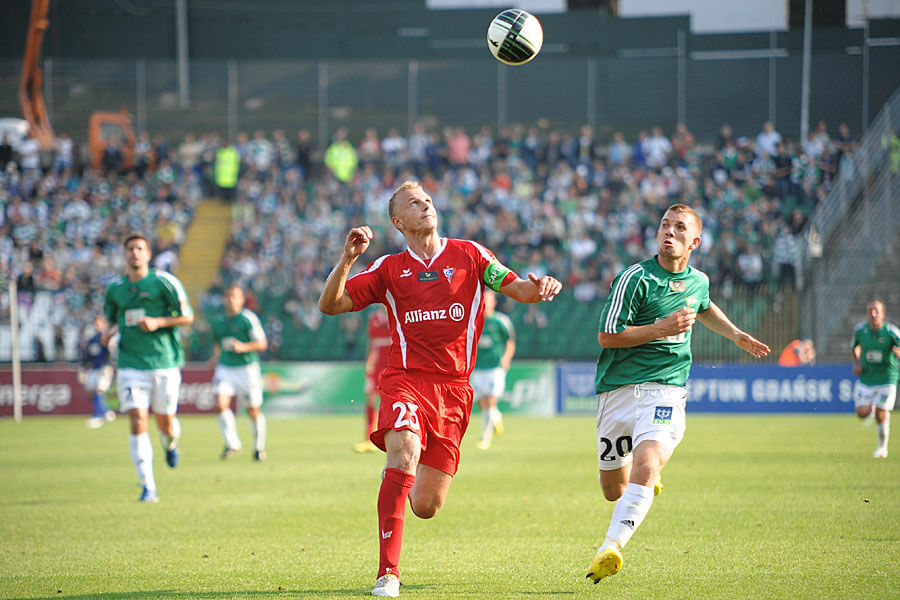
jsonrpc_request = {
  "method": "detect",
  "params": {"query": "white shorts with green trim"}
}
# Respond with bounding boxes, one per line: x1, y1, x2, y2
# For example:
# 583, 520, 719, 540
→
596, 383, 687, 472
854, 382, 897, 411
117, 367, 181, 415
470, 367, 506, 400
213, 363, 264, 408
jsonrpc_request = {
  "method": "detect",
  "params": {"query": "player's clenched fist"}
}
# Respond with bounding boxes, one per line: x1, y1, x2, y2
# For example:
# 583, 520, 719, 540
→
659, 306, 696, 337
344, 226, 374, 259
528, 273, 563, 302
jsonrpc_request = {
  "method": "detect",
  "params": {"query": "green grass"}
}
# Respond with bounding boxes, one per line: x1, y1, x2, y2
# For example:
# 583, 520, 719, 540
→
1, 414, 899, 599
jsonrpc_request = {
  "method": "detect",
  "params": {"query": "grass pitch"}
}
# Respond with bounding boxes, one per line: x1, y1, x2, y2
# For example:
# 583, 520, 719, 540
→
1, 413, 898, 599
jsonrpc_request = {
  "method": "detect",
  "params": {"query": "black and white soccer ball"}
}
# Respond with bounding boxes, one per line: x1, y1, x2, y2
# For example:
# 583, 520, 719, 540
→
486, 9, 543, 66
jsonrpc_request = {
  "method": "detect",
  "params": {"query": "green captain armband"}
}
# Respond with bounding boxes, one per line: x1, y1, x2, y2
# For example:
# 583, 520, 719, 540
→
483, 260, 512, 292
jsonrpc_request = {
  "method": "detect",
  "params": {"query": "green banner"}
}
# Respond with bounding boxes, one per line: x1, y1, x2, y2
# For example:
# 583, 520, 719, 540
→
260, 361, 555, 416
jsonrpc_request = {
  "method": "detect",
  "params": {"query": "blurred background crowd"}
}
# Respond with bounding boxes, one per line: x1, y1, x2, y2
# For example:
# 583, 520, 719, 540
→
0, 116, 855, 362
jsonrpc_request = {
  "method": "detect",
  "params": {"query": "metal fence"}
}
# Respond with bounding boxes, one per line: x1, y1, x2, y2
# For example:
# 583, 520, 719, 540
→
1, 34, 898, 146
797, 84, 900, 361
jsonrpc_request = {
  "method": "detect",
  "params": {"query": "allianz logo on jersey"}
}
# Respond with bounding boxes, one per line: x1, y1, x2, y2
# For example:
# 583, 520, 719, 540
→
404, 302, 465, 324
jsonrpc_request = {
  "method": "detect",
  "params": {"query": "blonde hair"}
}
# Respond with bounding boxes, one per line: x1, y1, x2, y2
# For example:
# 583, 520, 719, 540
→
388, 180, 422, 218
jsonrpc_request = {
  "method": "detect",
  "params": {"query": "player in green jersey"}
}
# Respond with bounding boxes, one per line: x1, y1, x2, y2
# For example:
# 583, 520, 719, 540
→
102, 233, 193, 503
586, 204, 770, 583
851, 300, 900, 458
208, 284, 269, 461
470, 290, 515, 449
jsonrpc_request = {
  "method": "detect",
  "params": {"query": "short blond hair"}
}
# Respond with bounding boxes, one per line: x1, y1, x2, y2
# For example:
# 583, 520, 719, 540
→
388, 180, 422, 218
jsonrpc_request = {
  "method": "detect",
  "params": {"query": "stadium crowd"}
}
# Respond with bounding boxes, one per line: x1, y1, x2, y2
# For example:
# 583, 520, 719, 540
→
0, 118, 855, 360
0, 137, 203, 360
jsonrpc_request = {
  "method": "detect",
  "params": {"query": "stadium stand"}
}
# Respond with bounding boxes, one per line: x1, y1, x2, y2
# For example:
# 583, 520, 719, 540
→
0, 118, 853, 363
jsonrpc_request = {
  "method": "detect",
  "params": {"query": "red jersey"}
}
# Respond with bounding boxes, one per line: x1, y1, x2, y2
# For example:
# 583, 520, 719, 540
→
367, 309, 392, 375
345, 238, 517, 377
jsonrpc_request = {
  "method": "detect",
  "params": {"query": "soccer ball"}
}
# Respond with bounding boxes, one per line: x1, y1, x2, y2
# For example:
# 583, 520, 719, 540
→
487, 9, 543, 66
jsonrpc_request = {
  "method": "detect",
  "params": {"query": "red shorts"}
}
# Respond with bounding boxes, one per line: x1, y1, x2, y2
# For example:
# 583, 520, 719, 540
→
371, 367, 474, 476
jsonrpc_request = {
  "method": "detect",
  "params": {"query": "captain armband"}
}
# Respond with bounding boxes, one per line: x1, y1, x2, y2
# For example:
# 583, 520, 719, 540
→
483, 260, 512, 292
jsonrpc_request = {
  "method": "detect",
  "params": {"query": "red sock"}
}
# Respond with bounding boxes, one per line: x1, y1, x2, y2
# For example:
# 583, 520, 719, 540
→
366, 404, 377, 439
377, 468, 415, 579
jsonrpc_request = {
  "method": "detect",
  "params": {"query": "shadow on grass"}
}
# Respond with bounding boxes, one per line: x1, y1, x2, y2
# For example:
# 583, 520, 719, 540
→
15, 590, 369, 600
17, 586, 579, 599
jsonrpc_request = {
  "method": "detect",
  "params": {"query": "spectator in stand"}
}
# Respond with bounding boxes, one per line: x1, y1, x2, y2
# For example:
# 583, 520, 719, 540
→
0, 134, 13, 170
522, 126, 541, 171
772, 142, 793, 198
53, 132, 74, 174
133, 132, 154, 179
272, 129, 294, 170
19, 129, 41, 176
755, 121, 782, 158
670, 123, 695, 167
248, 130, 275, 175
176, 133, 204, 176
778, 338, 816, 367
324, 127, 358, 185
631, 130, 648, 169
772, 224, 798, 286
17, 261, 37, 296
607, 132, 632, 167
295, 129, 312, 181
407, 123, 429, 177
714, 123, 734, 152
152, 134, 170, 164
382, 128, 408, 171
446, 127, 471, 170
643, 126, 672, 170
425, 132, 445, 175
358, 127, 382, 170
834, 123, 855, 168
575, 124, 597, 167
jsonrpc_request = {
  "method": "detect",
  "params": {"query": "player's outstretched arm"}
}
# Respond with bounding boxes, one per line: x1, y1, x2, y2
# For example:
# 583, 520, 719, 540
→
697, 301, 770, 358
319, 226, 373, 315
501, 272, 562, 304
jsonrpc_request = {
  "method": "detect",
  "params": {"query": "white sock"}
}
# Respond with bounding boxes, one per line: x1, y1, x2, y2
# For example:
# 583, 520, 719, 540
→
877, 419, 890, 449
603, 482, 656, 550
130, 433, 156, 491
217, 409, 242, 450
250, 414, 267, 451
480, 407, 493, 442
159, 417, 181, 451
491, 407, 502, 426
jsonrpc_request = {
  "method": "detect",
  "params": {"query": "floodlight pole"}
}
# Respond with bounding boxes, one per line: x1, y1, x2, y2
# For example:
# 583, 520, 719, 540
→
799, 0, 812, 144
175, 0, 190, 109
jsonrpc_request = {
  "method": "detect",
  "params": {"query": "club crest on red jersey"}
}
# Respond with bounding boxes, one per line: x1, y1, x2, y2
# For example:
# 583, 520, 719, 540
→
443, 267, 454, 283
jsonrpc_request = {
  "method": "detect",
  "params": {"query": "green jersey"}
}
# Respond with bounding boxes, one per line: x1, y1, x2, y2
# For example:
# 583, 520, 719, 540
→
595, 257, 711, 393
474, 311, 515, 370
104, 269, 192, 370
211, 308, 266, 367
851, 321, 900, 386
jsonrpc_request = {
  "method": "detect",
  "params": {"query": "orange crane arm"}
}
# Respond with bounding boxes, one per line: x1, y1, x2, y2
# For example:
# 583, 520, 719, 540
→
19, 0, 55, 150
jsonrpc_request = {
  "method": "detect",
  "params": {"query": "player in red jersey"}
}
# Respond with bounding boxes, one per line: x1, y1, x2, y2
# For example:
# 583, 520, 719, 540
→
355, 305, 392, 453
319, 180, 562, 598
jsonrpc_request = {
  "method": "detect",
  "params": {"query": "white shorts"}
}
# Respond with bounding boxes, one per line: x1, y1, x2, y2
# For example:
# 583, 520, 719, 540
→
854, 382, 897, 411
117, 367, 181, 415
596, 383, 687, 472
213, 363, 264, 408
85, 366, 114, 393
471, 367, 506, 400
